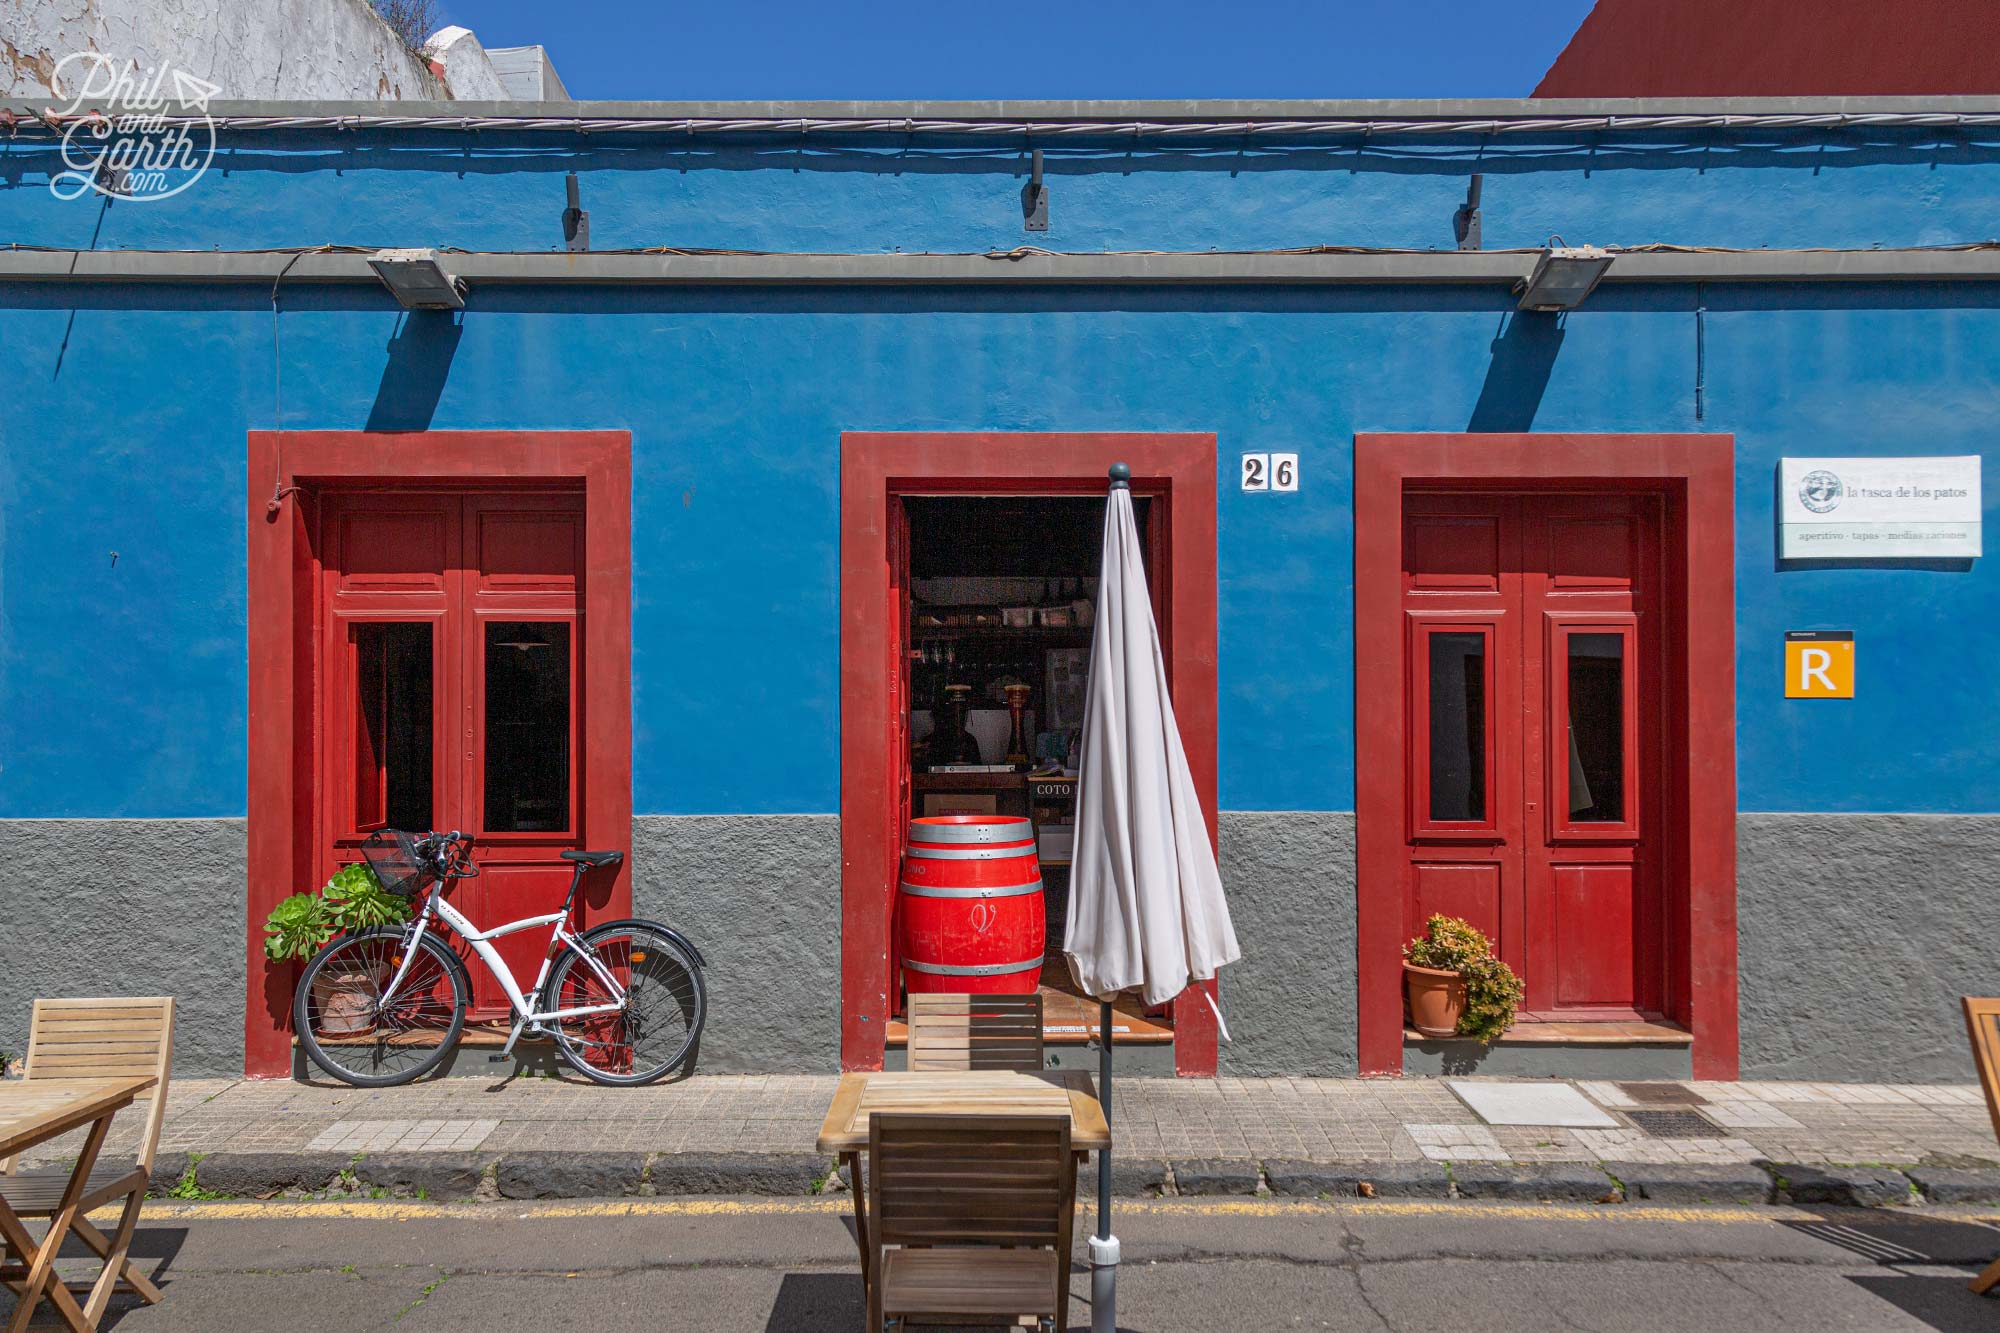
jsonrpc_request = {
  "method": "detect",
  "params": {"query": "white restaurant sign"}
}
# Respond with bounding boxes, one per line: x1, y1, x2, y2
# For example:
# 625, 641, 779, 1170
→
1779, 456, 1982, 558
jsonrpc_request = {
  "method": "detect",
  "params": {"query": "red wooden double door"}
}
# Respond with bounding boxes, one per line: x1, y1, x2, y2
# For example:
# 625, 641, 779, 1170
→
1401, 491, 1666, 1020
316, 489, 592, 1016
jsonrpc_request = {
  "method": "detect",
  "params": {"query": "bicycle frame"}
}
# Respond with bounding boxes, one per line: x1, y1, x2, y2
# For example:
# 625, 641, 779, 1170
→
376, 880, 628, 1058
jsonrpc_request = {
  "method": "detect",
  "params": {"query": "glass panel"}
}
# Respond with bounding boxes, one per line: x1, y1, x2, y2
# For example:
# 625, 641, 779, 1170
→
1427, 632, 1486, 822
353, 623, 432, 832
484, 621, 571, 832
1566, 632, 1625, 822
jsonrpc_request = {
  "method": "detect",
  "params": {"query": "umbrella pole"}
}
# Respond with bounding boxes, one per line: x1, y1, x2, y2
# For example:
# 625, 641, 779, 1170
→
1090, 997, 1119, 1333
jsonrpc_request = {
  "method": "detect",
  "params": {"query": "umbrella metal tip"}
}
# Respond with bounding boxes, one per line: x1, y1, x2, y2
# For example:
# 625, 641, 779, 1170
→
1108, 462, 1131, 487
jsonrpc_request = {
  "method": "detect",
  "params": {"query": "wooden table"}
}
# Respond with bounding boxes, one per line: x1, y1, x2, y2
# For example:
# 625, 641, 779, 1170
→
0, 1077, 153, 1332
816, 1070, 1109, 1284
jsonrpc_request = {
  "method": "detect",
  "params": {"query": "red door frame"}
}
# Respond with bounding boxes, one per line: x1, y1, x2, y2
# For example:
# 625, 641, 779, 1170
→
246, 431, 633, 1079
840, 432, 1220, 1076
1354, 433, 1738, 1080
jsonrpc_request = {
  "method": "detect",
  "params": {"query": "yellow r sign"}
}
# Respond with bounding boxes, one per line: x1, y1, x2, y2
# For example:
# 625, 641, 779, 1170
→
1785, 632, 1854, 698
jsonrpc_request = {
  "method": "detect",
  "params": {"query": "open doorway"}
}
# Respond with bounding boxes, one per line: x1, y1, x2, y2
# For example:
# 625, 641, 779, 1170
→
838, 432, 1219, 1075
891, 495, 1173, 1051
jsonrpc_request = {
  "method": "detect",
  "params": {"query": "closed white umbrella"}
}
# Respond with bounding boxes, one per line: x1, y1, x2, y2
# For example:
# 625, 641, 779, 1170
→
1065, 462, 1241, 1333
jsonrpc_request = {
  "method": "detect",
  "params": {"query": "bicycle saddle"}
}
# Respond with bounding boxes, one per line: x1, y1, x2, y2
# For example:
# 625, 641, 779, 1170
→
561, 850, 625, 868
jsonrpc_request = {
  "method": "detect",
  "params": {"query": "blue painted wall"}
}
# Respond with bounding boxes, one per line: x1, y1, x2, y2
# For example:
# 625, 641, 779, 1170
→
1, 129, 1996, 818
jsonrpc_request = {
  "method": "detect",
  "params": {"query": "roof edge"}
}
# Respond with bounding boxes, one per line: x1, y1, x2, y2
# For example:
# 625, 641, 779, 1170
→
9, 94, 2000, 123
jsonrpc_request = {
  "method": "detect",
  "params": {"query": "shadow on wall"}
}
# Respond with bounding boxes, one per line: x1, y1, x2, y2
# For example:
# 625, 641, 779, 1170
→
1468, 309, 1565, 432
365, 309, 464, 431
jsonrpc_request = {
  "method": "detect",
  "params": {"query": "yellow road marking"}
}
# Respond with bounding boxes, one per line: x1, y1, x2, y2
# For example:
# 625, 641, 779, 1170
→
122, 1196, 1999, 1226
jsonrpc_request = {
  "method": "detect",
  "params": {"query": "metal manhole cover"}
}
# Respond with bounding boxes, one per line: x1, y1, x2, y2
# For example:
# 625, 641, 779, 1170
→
1617, 1082, 1708, 1106
1626, 1109, 1720, 1138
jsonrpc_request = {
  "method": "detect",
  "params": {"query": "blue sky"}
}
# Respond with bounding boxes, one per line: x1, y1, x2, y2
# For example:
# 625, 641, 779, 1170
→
445, 1, 1597, 101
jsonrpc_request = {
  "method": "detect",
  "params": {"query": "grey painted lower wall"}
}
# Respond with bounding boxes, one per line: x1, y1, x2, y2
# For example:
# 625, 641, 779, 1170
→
630, 814, 840, 1074
1215, 811, 1358, 1077
0, 818, 245, 1077
1739, 812, 2000, 1084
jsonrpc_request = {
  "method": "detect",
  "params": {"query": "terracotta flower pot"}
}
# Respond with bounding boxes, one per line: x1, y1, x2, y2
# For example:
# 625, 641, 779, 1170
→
1404, 962, 1467, 1038
313, 972, 382, 1038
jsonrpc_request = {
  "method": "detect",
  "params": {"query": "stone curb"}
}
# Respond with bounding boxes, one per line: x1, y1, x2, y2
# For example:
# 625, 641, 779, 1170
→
137, 1150, 1970, 1208
1906, 1166, 2000, 1205
1450, 1163, 1621, 1203
1170, 1159, 1264, 1196
192, 1152, 343, 1199
352, 1152, 490, 1200
496, 1151, 649, 1200
1264, 1160, 1451, 1200
649, 1152, 830, 1196
1774, 1164, 1916, 1208
1603, 1162, 1774, 1206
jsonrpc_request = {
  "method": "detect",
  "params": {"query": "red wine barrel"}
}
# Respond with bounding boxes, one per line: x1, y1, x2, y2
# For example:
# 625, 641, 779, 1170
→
899, 816, 1046, 995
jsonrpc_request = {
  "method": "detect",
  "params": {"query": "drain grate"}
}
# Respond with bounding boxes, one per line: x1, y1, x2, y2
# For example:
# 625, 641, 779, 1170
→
1626, 1109, 1721, 1139
1617, 1082, 1708, 1106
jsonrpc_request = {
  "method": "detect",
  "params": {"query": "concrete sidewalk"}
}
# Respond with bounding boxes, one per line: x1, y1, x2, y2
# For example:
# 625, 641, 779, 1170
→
15, 1072, 2000, 1208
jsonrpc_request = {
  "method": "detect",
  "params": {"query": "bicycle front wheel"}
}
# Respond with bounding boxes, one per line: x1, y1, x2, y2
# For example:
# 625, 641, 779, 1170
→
545, 920, 705, 1086
295, 927, 469, 1086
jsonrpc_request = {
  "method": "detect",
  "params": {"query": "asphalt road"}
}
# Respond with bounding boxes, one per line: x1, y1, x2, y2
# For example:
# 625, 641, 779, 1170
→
16, 1196, 2000, 1331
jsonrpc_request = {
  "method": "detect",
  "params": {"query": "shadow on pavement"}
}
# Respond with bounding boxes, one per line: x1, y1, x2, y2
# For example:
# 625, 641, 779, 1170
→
764, 1272, 862, 1330
1780, 1209, 2000, 1332
1847, 1275, 1994, 1332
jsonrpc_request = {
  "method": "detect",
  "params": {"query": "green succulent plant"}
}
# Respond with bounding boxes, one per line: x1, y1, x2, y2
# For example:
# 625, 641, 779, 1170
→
262, 862, 410, 962
1403, 913, 1523, 1043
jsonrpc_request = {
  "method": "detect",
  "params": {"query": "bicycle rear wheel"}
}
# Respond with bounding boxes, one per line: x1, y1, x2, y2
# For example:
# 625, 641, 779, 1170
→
545, 920, 705, 1086
295, 927, 469, 1086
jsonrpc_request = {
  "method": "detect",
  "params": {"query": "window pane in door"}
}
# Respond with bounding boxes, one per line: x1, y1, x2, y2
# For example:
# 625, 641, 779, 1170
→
485, 621, 571, 832
1427, 632, 1486, 822
1566, 632, 1625, 822
353, 622, 433, 832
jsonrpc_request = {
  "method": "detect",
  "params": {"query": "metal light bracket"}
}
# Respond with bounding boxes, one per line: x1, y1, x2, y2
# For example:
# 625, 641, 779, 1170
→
1022, 148, 1049, 232
563, 172, 590, 252
1453, 174, 1482, 251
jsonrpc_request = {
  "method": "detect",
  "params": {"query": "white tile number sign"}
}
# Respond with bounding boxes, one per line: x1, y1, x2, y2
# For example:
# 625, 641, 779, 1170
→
1241, 453, 1270, 491
1272, 453, 1299, 492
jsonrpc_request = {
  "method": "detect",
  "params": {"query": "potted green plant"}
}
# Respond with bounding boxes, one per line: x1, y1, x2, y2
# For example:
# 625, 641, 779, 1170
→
264, 863, 410, 1036
1402, 914, 1523, 1041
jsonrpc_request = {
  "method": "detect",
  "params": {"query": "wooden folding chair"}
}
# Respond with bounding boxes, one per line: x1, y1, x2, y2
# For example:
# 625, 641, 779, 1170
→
905, 993, 1045, 1072
1, 997, 176, 1322
1962, 997, 2000, 1296
866, 1113, 1073, 1332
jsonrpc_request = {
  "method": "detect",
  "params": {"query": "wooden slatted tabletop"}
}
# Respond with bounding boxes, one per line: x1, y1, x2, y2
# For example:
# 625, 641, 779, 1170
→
0, 1077, 154, 1161
816, 1070, 1109, 1153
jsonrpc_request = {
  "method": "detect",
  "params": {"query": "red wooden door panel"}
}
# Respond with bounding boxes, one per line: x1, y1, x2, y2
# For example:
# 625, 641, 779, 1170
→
1400, 492, 1664, 1023
318, 490, 588, 1018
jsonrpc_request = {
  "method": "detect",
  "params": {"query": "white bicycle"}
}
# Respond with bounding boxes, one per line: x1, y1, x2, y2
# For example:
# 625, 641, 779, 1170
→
294, 829, 706, 1087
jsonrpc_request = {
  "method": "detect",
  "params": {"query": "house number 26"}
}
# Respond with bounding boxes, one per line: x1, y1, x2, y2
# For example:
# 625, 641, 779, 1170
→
1241, 453, 1299, 492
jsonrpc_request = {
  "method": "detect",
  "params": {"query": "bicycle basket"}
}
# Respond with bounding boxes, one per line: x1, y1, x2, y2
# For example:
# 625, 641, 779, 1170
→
361, 829, 432, 898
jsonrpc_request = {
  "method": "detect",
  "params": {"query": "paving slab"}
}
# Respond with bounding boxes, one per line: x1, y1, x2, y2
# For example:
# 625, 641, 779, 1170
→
1448, 1081, 1620, 1128
1264, 1159, 1452, 1199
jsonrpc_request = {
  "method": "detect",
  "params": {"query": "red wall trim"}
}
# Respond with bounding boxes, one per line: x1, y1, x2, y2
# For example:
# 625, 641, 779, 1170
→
840, 433, 1220, 1076
245, 431, 633, 1079
1353, 433, 1738, 1080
